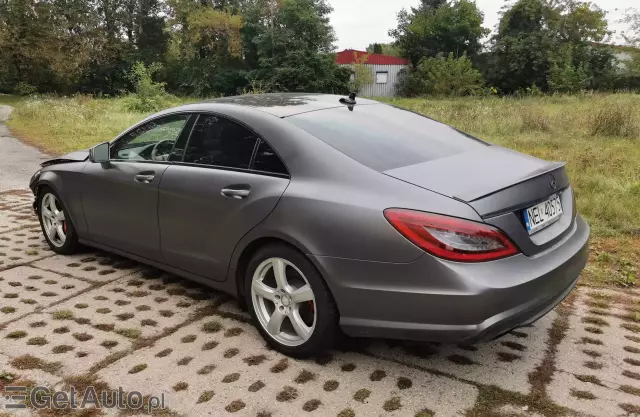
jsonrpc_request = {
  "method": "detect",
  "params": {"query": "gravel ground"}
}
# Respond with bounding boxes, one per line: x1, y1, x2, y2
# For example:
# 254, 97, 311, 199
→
0, 106, 50, 191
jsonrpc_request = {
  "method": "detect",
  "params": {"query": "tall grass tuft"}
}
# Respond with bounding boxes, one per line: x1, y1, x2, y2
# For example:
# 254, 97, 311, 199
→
590, 105, 639, 138
520, 108, 551, 133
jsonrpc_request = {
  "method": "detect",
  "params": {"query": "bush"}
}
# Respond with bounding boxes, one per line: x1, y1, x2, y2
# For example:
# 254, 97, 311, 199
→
590, 105, 639, 138
125, 62, 169, 112
14, 82, 38, 96
396, 53, 484, 97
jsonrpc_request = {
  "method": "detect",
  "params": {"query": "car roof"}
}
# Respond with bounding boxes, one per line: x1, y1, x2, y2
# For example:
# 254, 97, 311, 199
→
203, 93, 380, 118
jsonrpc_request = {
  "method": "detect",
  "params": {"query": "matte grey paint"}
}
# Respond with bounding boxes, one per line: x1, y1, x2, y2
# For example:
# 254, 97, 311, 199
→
31, 93, 590, 344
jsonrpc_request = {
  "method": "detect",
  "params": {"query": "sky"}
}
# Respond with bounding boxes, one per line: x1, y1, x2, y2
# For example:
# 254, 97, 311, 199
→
329, 0, 637, 51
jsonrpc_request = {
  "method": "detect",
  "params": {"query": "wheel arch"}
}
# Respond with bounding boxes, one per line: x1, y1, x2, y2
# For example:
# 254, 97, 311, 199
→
35, 172, 87, 237
231, 234, 337, 312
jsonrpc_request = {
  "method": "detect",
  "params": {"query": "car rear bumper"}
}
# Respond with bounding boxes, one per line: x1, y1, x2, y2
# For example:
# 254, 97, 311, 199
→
310, 214, 589, 343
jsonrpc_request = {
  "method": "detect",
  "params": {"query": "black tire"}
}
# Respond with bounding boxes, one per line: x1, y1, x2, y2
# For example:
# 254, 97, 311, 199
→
245, 243, 339, 358
36, 186, 80, 255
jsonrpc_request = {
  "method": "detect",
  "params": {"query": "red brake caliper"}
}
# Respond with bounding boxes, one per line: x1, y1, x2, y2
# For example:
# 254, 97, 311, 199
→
62, 219, 67, 234
309, 301, 314, 313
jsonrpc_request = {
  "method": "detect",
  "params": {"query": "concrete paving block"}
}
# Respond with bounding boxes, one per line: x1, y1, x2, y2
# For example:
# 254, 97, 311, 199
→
0, 312, 134, 375
363, 310, 556, 394
44, 270, 221, 339
98, 315, 479, 417
551, 289, 640, 416
0, 266, 91, 321
32, 251, 142, 283
0, 226, 53, 269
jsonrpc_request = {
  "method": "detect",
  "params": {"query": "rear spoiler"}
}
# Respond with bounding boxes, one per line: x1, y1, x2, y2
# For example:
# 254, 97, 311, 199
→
460, 161, 567, 202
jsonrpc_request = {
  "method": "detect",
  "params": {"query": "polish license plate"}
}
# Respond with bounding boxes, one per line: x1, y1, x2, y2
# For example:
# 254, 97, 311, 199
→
524, 195, 563, 234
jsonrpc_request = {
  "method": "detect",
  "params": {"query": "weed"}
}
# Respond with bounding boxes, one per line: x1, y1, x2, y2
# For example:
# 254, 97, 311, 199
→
223, 348, 239, 358
197, 391, 214, 404
115, 328, 141, 339
276, 386, 298, 402
201, 320, 223, 333
128, 364, 147, 374
383, 396, 402, 412
370, 369, 386, 381
570, 389, 596, 400
323, 380, 339, 391
354, 388, 371, 402
197, 365, 215, 375
94, 323, 115, 332
26, 337, 47, 346
270, 358, 288, 373
575, 374, 604, 385
341, 363, 356, 372
248, 380, 265, 392
177, 357, 193, 366
225, 400, 245, 413
172, 382, 188, 391
294, 370, 316, 384
202, 341, 219, 351
156, 348, 173, 358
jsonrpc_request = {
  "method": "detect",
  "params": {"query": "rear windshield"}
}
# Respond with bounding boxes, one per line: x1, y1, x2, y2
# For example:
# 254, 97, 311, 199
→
287, 104, 488, 171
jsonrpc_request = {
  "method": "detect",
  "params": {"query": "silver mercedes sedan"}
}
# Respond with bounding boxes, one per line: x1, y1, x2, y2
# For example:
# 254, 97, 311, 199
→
29, 93, 589, 357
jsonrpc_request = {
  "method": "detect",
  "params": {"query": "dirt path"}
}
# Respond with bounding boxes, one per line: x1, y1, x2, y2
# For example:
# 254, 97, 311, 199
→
0, 105, 50, 191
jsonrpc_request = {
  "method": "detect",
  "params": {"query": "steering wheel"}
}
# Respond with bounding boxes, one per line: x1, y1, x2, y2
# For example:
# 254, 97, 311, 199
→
150, 139, 174, 161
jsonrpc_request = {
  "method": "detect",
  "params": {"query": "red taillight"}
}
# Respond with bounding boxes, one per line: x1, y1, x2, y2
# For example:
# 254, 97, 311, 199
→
384, 208, 519, 262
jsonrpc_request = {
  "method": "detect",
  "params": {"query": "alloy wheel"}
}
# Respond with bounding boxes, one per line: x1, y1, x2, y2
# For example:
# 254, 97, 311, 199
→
251, 257, 316, 347
41, 193, 66, 247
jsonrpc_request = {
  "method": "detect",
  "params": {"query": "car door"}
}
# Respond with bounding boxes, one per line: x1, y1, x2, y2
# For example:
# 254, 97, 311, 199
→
158, 113, 290, 281
82, 113, 193, 262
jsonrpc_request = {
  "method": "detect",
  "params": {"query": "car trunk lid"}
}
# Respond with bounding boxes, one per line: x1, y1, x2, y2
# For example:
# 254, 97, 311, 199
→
383, 146, 575, 256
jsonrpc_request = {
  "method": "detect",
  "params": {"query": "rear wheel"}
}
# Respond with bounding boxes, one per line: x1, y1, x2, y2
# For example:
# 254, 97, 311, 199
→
37, 187, 79, 255
245, 244, 339, 358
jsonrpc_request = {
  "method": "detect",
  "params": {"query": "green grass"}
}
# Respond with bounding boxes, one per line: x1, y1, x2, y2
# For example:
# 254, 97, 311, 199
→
0, 94, 24, 106
4, 93, 640, 287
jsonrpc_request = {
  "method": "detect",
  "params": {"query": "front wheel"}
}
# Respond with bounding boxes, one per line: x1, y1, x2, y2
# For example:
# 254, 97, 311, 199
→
37, 187, 79, 255
245, 244, 339, 358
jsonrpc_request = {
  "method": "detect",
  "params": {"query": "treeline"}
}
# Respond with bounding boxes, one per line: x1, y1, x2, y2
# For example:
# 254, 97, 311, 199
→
0, 0, 639, 98
0, 0, 350, 96
391, 0, 640, 96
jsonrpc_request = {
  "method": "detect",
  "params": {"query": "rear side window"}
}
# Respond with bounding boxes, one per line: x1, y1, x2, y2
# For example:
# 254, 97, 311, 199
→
252, 139, 288, 175
184, 114, 258, 169
287, 105, 488, 171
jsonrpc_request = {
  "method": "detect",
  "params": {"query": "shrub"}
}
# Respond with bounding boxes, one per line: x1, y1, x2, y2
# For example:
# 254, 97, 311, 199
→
397, 53, 484, 97
14, 82, 38, 96
590, 105, 639, 137
125, 62, 169, 113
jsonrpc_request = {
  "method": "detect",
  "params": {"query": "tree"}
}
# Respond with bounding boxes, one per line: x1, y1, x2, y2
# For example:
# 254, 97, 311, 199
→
366, 42, 401, 56
248, 0, 350, 93
369, 43, 383, 54
622, 8, 640, 47
349, 52, 373, 93
388, 0, 489, 66
164, 0, 245, 96
488, 0, 612, 93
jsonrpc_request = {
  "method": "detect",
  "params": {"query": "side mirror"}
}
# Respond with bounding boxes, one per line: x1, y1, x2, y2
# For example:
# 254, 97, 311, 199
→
90, 142, 110, 163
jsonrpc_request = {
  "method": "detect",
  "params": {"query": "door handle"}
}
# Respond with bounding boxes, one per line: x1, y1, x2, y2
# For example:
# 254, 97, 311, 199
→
134, 173, 155, 183
221, 186, 251, 199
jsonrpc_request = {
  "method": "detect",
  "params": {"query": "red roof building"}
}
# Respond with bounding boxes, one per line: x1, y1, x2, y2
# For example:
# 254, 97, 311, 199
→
335, 49, 409, 97
336, 49, 409, 66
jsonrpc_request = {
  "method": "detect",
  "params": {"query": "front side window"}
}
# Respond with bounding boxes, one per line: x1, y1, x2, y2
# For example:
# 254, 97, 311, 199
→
183, 114, 258, 169
111, 114, 189, 161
